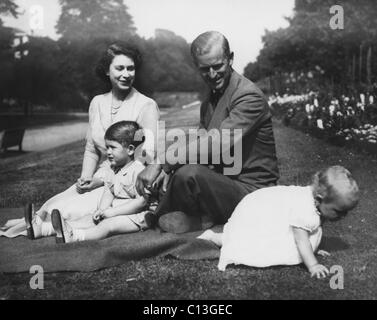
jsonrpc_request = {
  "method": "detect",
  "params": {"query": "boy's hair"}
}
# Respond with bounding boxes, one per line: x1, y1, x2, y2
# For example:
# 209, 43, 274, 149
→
104, 121, 144, 148
312, 165, 359, 206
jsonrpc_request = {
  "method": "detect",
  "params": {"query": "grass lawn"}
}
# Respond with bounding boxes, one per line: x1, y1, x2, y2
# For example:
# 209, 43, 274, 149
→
1, 105, 377, 299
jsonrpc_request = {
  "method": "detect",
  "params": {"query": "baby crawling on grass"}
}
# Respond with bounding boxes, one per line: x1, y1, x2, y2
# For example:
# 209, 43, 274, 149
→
198, 166, 359, 278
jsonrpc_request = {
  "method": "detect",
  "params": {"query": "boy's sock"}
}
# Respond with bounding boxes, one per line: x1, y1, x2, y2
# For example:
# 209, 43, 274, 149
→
41, 222, 56, 237
74, 229, 86, 242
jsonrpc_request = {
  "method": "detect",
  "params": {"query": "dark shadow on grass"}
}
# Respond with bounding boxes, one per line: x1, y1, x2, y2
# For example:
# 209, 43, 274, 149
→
0, 150, 29, 159
318, 236, 350, 252
224, 263, 304, 273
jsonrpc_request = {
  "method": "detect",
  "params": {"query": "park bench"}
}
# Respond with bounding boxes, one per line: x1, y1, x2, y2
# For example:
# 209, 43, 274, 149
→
0, 128, 25, 152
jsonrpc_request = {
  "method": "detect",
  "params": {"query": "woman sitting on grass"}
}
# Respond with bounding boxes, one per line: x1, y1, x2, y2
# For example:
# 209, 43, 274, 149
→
1, 42, 159, 239
198, 166, 359, 279
51, 121, 155, 243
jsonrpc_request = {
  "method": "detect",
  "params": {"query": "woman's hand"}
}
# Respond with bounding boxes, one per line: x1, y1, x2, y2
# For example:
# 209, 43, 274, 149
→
309, 264, 330, 279
76, 177, 91, 193
76, 177, 103, 194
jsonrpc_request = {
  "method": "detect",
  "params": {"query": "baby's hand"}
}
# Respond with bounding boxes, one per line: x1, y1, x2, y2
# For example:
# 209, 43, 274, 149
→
309, 264, 330, 279
317, 250, 331, 257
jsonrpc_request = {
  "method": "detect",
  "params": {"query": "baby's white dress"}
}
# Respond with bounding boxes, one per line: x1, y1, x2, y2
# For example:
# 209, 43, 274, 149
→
218, 186, 322, 271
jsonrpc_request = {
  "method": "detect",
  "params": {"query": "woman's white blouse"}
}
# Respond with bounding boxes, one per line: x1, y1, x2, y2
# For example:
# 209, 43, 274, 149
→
84, 88, 159, 166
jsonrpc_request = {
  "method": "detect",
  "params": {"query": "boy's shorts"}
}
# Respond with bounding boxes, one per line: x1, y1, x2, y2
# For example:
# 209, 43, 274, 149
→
127, 211, 152, 231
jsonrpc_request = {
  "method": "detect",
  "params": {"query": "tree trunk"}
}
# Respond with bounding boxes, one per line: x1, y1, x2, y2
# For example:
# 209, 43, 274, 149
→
352, 53, 356, 84
331, 76, 334, 92
359, 43, 363, 84
345, 48, 350, 88
367, 45, 372, 87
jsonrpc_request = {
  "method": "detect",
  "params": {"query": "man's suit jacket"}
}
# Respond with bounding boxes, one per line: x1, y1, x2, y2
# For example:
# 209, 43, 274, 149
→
163, 70, 279, 191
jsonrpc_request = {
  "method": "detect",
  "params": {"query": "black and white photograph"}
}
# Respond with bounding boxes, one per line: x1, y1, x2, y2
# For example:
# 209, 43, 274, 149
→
0, 0, 376, 303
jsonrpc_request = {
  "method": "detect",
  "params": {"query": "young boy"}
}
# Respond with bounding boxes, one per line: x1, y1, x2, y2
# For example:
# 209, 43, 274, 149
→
198, 166, 359, 279
52, 121, 154, 243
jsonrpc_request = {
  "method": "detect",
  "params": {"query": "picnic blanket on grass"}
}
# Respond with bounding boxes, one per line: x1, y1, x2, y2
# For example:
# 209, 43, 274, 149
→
0, 208, 222, 274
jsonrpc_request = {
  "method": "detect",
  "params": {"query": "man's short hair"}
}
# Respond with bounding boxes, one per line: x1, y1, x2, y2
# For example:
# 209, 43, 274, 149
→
191, 31, 231, 61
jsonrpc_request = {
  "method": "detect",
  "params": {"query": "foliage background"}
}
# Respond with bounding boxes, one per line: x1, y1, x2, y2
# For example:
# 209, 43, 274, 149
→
244, 0, 377, 96
2, 0, 377, 112
0, 0, 203, 112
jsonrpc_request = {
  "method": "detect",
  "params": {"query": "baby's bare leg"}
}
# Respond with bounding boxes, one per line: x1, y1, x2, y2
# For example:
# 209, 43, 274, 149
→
82, 216, 140, 241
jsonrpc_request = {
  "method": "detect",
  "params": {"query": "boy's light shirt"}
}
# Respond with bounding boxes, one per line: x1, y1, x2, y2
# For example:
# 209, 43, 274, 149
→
105, 160, 145, 199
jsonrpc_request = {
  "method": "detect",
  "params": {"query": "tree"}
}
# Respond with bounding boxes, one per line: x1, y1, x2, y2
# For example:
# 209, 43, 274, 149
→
0, 0, 19, 107
0, 0, 18, 25
141, 29, 202, 92
55, 28, 202, 111
56, 0, 136, 41
53, 0, 140, 109
0, 26, 15, 102
244, 0, 377, 93
4, 36, 69, 114
0, 0, 19, 57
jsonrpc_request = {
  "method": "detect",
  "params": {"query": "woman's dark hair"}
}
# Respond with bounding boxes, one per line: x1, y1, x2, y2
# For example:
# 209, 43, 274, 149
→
104, 121, 144, 148
95, 43, 142, 84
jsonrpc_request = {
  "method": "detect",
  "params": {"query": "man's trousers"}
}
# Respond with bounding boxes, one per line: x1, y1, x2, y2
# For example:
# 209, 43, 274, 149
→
155, 164, 255, 224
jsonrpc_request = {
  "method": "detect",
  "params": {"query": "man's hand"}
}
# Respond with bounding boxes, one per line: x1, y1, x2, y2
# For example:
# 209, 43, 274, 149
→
152, 170, 171, 193
76, 177, 103, 194
136, 164, 162, 197
309, 264, 330, 279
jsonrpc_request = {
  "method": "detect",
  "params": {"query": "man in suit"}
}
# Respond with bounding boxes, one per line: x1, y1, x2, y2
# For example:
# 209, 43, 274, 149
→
136, 31, 279, 233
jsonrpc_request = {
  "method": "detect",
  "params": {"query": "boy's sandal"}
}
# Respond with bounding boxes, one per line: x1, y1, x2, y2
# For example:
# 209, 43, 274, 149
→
24, 203, 35, 240
51, 209, 65, 244
52, 209, 76, 243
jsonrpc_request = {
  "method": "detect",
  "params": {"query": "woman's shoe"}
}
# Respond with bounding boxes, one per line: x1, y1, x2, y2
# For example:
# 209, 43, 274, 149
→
51, 209, 75, 243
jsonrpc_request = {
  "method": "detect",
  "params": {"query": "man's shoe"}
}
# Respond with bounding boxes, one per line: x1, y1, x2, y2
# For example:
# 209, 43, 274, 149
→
158, 211, 203, 234
51, 209, 75, 243
201, 213, 216, 230
144, 211, 158, 229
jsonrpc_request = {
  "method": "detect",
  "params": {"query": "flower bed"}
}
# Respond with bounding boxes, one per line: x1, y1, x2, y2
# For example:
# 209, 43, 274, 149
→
269, 92, 377, 155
